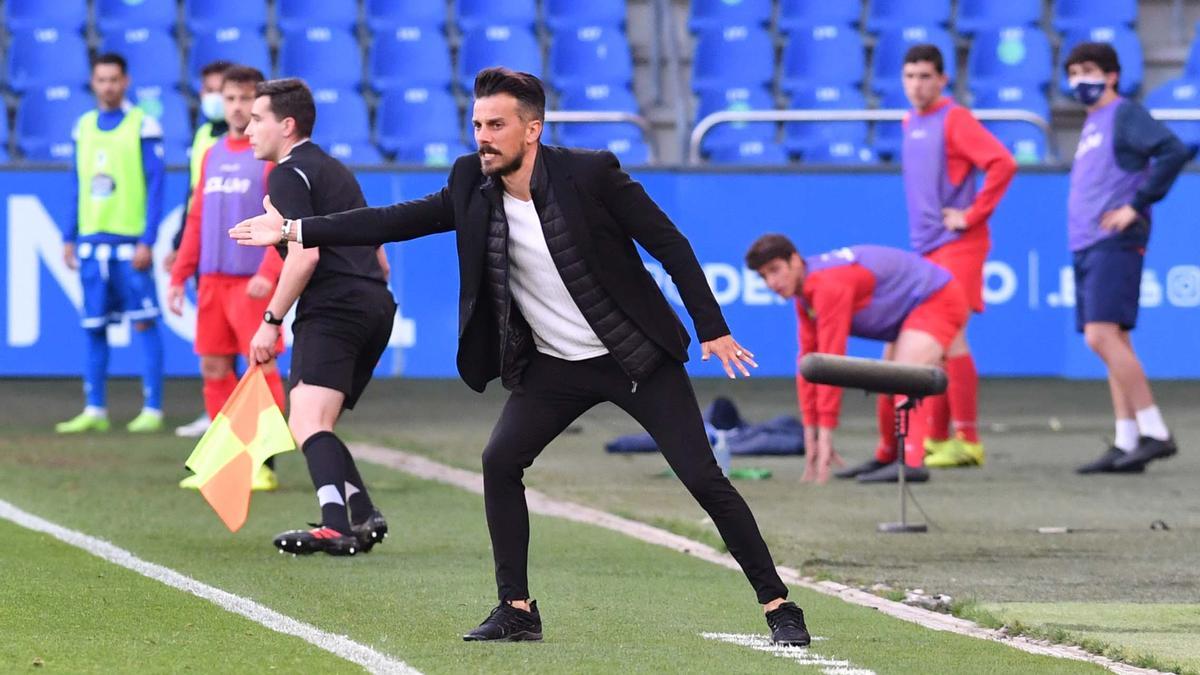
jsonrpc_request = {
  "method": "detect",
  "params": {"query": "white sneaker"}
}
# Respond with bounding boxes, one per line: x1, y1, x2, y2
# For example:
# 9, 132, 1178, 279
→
175, 413, 212, 438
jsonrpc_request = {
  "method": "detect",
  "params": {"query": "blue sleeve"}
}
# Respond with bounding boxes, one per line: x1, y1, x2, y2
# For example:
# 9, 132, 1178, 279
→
65, 150, 80, 243
1113, 101, 1194, 215
139, 137, 166, 246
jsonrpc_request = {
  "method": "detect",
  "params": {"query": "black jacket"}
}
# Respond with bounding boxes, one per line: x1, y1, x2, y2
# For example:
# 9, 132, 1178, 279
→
300, 144, 730, 392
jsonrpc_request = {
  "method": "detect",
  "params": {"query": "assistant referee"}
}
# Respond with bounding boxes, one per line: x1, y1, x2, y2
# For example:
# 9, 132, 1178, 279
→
244, 78, 394, 556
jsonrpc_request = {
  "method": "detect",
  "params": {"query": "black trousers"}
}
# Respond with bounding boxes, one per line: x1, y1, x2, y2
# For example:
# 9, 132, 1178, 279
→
481, 352, 789, 605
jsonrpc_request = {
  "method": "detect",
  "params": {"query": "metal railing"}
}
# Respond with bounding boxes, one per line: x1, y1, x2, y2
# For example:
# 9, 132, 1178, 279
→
1148, 109, 1200, 122
545, 110, 657, 162
687, 108, 1054, 165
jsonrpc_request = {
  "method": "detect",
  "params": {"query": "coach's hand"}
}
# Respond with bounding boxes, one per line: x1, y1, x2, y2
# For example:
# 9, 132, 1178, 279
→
1100, 204, 1140, 232
250, 322, 280, 365
246, 274, 273, 299
941, 207, 969, 231
167, 284, 185, 316
230, 196, 285, 247
701, 334, 757, 379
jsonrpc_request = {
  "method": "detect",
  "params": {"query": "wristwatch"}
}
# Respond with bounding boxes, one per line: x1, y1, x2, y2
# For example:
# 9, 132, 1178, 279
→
280, 218, 293, 242
263, 310, 283, 326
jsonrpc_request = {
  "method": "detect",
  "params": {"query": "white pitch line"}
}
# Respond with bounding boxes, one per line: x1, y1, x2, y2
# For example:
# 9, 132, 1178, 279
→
702, 632, 875, 674
0, 498, 419, 675
350, 443, 1167, 675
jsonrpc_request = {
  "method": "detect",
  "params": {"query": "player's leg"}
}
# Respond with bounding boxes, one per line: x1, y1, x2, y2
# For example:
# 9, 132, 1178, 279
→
836, 342, 896, 479
119, 257, 165, 432
57, 255, 111, 433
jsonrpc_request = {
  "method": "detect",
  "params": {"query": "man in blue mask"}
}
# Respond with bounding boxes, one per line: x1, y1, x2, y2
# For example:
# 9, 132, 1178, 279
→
1064, 42, 1192, 475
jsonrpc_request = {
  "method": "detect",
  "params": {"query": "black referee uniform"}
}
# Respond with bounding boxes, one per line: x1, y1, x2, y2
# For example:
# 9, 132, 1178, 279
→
269, 140, 395, 409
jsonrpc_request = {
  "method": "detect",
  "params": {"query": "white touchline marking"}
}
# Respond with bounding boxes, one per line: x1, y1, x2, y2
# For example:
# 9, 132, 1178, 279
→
0, 498, 419, 675
702, 633, 875, 674
350, 443, 1167, 675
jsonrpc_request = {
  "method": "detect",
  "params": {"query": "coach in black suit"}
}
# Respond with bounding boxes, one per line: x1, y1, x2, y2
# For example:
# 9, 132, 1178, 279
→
231, 68, 810, 646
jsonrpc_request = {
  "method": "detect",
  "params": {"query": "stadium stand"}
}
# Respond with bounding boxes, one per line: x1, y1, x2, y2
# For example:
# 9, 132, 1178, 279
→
187, 27, 272, 92
689, 0, 773, 33
545, 0, 627, 31
311, 88, 386, 164
0, 112, 10, 162
3, 0, 88, 33
185, 0, 268, 35
366, 0, 447, 32
955, 0, 1043, 35
709, 140, 790, 165
691, 25, 774, 95
780, 24, 866, 94
777, 0, 861, 34
96, 0, 177, 32
804, 140, 880, 164
16, 85, 91, 161
277, 0, 360, 34
369, 25, 454, 92
973, 86, 1052, 163
6, 29, 91, 93
549, 25, 634, 94
279, 27, 363, 91
555, 86, 643, 146
134, 86, 191, 165
1052, 0, 1138, 33
100, 29, 182, 90
1145, 78, 1200, 150
967, 26, 1054, 92
782, 86, 870, 157
457, 25, 542, 93
865, 0, 951, 34
871, 88, 913, 160
696, 86, 779, 159
376, 87, 464, 161
871, 25, 957, 94
457, 0, 538, 33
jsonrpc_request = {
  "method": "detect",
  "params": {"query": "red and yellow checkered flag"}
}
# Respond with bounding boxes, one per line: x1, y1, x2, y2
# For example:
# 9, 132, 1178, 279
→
185, 366, 294, 531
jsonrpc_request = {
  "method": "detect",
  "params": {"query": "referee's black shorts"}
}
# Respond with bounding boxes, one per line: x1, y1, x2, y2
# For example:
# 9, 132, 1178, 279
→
289, 284, 396, 410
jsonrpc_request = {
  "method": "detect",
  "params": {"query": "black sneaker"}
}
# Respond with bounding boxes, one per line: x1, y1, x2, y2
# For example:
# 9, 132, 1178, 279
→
1076, 446, 1145, 474
351, 509, 389, 553
463, 601, 543, 642
766, 601, 811, 646
857, 461, 930, 483
834, 457, 889, 480
273, 525, 359, 556
1112, 436, 1177, 470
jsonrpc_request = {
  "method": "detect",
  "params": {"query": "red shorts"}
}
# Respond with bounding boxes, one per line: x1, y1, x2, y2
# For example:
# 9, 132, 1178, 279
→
900, 279, 970, 349
924, 238, 989, 313
195, 274, 284, 357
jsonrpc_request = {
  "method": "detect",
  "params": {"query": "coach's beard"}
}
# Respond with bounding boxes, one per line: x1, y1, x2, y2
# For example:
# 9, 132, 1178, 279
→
479, 145, 524, 177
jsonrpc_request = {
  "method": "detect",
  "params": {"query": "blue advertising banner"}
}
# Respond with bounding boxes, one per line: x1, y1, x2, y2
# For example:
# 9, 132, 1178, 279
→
2, 166, 1198, 379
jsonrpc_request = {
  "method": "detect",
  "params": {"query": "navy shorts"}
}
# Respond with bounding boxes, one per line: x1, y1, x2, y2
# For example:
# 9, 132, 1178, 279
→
1072, 237, 1145, 333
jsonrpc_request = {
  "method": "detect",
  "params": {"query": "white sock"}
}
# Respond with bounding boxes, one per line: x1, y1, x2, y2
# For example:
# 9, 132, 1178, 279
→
344, 482, 360, 499
84, 406, 108, 419
1114, 419, 1139, 452
316, 484, 345, 506
1135, 406, 1170, 441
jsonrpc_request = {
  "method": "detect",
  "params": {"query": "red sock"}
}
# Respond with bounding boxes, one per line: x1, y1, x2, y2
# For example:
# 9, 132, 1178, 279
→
947, 354, 979, 443
875, 395, 897, 463
264, 368, 286, 412
925, 393, 950, 441
900, 396, 927, 468
202, 372, 238, 420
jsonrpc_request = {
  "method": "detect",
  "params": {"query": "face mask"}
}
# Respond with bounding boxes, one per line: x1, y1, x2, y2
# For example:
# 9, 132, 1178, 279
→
1068, 77, 1107, 106
200, 92, 225, 122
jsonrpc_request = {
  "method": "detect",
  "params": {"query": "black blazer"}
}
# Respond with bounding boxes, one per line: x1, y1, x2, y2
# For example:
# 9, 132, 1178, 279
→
300, 144, 730, 392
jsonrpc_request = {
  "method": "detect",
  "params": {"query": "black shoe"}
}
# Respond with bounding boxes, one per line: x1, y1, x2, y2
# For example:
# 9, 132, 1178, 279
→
834, 457, 889, 480
463, 601, 543, 642
857, 461, 930, 483
766, 601, 811, 646
1112, 436, 1177, 470
273, 525, 359, 556
1076, 446, 1145, 474
351, 509, 388, 553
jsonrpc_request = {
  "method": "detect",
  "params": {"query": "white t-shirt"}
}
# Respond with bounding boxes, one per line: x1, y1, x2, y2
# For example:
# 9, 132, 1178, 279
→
502, 192, 608, 361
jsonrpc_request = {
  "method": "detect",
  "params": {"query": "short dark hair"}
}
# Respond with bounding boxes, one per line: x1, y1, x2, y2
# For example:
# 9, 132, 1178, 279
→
745, 234, 799, 270
200, 60, 235, 78
473, 67, 546, 122
903, 44, 944, 74
91, 52, 127, 75
255, 78, 316, 139
1064, 42, 1121, 75
222, 65, 265, 87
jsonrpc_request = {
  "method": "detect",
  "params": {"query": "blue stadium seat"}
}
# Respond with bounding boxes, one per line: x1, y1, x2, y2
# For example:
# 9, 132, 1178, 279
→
696, 87, 778, 155
4, 0, 87, 33
134, 86, 191, 164
556, 85, 642, 147
457, 0, 537, 33
968, 26, 1053, 91
778, 0, 860, 35
972, 84, 1051, 118
802, 140, 879, 164
279, 28, 362, 90
186, 0, 267, 34
377, 88, 462, 158
100, 29, 182, 90
592, 137, 651, 164
366, 0, 446, 31
188, 27, 271, 92
7, 28, 90, 92
1144, 78, 1200, 151
396, 140, 473, 166
311, 88, 371, 145
1053, 0, 1137, 34
780, 24, 865, 94
871, 88, 911, 159
782, 86, 869, 156
1059, 26, 1143, 96
546, 0, 626, 31
96, 0, 176, 32
871, 25, 956, 95
866, 0, 951, 34
955, 0, 1042, 35
278, 0, 359, 33
691, 26, 775, 95
1183, 22, 1200, 80
16, 86, 91, 161
458, 26, 542, 92
984, 121, 1048, 163
689, 0, 772, 33
708, 140, 790, 165
369, 25, 453, 92
0, 110, 11, 162
550, 26, 633, 93
325, 141, 387, 164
